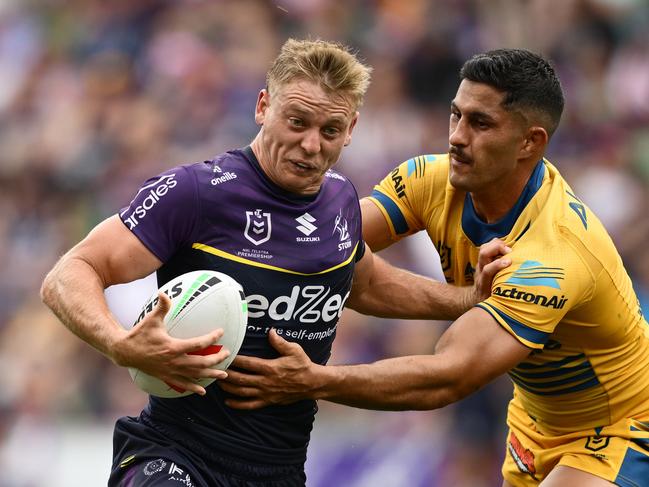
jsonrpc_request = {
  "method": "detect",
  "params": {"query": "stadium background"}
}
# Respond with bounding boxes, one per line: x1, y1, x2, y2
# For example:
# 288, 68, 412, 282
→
0, 0, 648, 485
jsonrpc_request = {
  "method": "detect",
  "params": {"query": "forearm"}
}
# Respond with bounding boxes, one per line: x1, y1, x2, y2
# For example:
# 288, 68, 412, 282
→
40, 254, 127, 364
346, 256, 473, 320
310, 355, 469, 410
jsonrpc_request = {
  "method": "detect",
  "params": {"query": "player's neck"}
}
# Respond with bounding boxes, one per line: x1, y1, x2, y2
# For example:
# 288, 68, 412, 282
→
470, 163, 536, 223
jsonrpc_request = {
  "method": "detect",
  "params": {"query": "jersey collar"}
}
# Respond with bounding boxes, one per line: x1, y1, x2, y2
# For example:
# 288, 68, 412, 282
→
461, 159, 545, 246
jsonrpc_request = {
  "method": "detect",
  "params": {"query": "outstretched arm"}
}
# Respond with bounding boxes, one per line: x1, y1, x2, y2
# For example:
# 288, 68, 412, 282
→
222, 307, 531, 410
41, 215, 229, 395
345, 238, 511, 320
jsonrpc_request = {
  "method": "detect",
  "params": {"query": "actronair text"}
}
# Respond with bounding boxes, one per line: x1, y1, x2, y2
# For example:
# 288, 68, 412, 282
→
493, 287, 568, 309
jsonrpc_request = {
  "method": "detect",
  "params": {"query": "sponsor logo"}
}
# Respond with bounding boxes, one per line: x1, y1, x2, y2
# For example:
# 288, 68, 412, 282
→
167, 462, 194, 486
493, 287, 568, 309
296, 213, 317, 235
325, 170, 346, 181
585, 435, 610, 452
144, 459, 167, 476
506, 261, 564, 289
246, 285, 350, 324
211, 163, 237, 185
508, 432, 537, 479
211, 172, 237, 185
121, 174, 178, 229
334, 210, 352, 251
245, 209, 272, 246
390, 168, 406, 198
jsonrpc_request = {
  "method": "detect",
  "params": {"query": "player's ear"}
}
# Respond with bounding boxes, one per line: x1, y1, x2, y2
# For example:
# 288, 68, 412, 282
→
519, 126, 548, 158
255, 89, 270, 125
344, 112, 359, 146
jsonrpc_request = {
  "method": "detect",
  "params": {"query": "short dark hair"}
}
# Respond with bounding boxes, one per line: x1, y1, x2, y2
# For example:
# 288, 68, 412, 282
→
460, 49, 565, 137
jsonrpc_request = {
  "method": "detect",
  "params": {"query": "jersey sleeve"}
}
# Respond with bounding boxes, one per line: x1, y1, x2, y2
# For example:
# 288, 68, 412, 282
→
366, 154, 443, 241
118, 166, 199, 262
477, 249, 594, 350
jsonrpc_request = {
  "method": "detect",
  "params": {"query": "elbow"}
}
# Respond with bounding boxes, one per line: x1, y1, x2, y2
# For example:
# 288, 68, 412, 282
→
432, 368, 484, 409
40, 268, 57, 309
437, 381, 480, 408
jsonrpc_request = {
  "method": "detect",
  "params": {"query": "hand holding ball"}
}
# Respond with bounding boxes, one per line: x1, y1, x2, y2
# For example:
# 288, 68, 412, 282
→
129, 270, 248, 397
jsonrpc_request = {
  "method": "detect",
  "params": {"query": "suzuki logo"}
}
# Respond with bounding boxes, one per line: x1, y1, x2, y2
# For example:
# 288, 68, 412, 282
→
245, 209, 272, 246
296, 213, 317, 236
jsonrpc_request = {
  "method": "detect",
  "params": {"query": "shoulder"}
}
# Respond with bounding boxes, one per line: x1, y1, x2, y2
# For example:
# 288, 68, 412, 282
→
323, 169, 360, 202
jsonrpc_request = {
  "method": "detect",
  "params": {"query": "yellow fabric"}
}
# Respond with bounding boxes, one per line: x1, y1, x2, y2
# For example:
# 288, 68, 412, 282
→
502, 397, 649, 485
369, 154, 649, 438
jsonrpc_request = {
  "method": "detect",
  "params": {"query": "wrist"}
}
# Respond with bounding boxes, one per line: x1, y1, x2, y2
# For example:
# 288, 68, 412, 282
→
107, 326, 131, 367
310, 363, 340, 401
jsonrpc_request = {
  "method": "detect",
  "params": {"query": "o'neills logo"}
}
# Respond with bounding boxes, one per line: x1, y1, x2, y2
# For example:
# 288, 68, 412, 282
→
493, 287, 567, 309
122, 174, 177, 229
211, 172, 237, 185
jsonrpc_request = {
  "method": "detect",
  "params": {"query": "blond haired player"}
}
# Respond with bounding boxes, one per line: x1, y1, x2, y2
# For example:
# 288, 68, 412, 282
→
41, 39, 507, 487
223, 49, 649, 486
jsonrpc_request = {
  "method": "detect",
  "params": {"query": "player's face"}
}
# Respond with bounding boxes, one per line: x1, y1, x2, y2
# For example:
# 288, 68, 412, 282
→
254, 79, 358, 195
448, 80, 528, 195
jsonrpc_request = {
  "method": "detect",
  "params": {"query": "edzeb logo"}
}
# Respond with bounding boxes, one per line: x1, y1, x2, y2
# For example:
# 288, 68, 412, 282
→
122, 174, 178, 229
246, 286, 350, 323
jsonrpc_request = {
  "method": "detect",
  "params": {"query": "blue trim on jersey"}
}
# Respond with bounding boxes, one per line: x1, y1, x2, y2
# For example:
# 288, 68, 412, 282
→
516, 353, 586, 370
615, 443, 649, 487
462, 160, 545, 246
510, 360, 592, 379
510, 374, 600, 396
510, 367, 598, 390
371, 189, 409, 234
476, 303, 549, 345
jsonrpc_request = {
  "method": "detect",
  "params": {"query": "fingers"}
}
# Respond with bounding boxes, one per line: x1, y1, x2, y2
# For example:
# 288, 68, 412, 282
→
231, 354, 268, 373
482, 257, 512, 277
268, 328, 301, 355
152, 291, 172, 319
163, 375, 208, 396
478, 238, 512, 267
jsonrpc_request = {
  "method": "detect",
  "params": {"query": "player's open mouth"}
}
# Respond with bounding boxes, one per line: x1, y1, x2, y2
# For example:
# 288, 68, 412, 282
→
290, 160, 317, 172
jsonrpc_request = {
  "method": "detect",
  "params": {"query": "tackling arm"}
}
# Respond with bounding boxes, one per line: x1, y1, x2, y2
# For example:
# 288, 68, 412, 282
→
223, 307, 530, 410
345, 239, 511, 321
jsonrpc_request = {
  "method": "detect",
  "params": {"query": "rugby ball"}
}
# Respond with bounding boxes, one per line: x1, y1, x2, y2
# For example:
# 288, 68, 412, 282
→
128, 270, 248, 398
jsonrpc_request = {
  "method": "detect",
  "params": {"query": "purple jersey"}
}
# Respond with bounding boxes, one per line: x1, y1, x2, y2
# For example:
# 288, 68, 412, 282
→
118, 147, 364, 466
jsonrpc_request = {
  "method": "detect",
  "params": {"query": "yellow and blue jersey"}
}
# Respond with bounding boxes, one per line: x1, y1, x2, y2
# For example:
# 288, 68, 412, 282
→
369, 154, 649, 435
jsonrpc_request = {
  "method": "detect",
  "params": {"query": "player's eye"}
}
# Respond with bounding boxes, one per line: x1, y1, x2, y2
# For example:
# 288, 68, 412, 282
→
322, 126, 341, 137
289, 117, 304, 127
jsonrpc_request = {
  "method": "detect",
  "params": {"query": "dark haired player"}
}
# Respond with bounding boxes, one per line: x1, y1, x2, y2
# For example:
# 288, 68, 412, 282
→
223, 49, 649, 487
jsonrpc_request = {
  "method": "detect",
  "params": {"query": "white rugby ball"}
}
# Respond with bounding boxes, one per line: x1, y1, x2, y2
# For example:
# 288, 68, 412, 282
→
128, 270, 248, 398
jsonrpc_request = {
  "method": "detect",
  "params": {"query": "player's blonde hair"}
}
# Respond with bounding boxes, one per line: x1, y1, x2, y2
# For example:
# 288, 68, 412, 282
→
266, 38, 372, 110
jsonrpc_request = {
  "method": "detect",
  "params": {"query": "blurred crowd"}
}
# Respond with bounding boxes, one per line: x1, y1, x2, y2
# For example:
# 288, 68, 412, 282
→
0, 0, 647, 485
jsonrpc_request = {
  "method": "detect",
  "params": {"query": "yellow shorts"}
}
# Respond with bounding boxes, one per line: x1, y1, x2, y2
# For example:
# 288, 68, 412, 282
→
502, 401, 649, 486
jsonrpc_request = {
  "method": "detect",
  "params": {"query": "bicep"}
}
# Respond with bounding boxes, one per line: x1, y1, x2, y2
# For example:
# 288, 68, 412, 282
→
360, 198, 394, 251
68, 215, 162, 286
348, 244, 374, 304
436, 306, 532, 391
